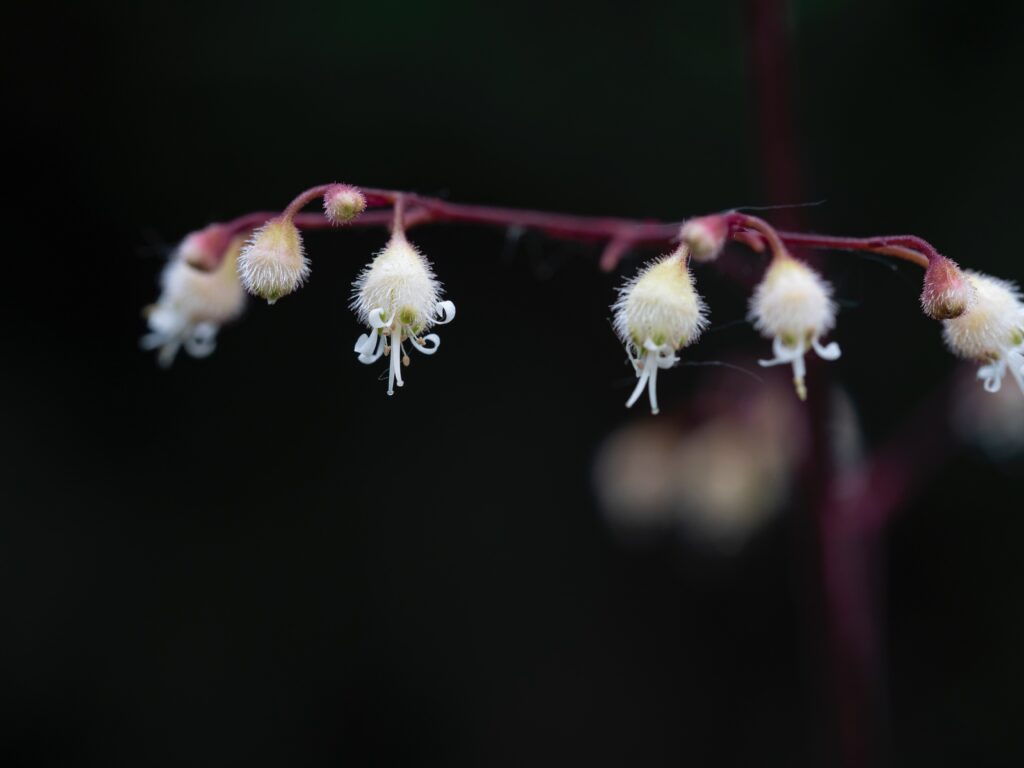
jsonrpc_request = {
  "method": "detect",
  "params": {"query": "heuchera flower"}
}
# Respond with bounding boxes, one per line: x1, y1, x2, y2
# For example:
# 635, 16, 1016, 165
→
942, 270, 1024, 394
238, 216, 309, 304
749, 256, 840, 400
613, 248, 709, 414
351, 232, 455, 395
141, 236, 247, 367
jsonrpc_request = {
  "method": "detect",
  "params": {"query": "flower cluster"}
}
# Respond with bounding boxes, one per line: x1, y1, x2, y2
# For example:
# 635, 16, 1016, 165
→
142, 187, 1024, 416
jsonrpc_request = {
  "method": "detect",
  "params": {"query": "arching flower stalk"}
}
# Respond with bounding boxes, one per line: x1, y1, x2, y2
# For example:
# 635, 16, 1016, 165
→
140, 235, 247, 367
350, 229, 456, 395
613, 247, 709, 415
748, 253, 840, 401
942, 271, 1024, 394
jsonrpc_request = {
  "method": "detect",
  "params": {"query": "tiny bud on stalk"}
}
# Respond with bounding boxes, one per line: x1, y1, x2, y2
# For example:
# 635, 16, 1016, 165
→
921, 255, 975, 320
238, 216, 309, 304
679, 215, 729, 263
323, 184, 367, 225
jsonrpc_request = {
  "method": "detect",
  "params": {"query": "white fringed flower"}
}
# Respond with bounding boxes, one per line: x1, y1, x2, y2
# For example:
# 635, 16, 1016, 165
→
351, 232, 455, 395
140, 237, 247, 368
942, 270, 1024, 395
749, 256, 840, 400
238, 217, 309, 304
613, 249, 708, 414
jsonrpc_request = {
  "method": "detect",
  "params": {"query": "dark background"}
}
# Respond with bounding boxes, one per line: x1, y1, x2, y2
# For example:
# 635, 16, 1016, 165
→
4, 0, 1024, 765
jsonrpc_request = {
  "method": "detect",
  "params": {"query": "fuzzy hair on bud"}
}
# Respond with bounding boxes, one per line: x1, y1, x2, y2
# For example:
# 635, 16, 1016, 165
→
613, 249, 709, 349
237, 217, 309, 304
178, 223, 232, 272
942, 271, 1024, 361
749, 257, 837, 343
679, 216, 729, 263
921, 256, 976, 320
323, 184, 367, 225
351, 232, 441, 329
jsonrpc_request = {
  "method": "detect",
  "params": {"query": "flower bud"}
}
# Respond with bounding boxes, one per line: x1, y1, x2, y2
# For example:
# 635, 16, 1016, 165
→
613, 249, 708, 351
679, 215, 729, 263
323, 184, 367, 225
237, 216, 309, 304
920, 255, 975, 320
178, 223, 232, 272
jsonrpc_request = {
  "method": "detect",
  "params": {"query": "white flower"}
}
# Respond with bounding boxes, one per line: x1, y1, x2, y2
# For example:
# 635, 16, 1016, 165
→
942, 270, 1024, 395
140, 237, 247, 368
351, 232, 455, 395
238, 217, 309, 303
749, 256, 840, 400
613, 249, 708, 414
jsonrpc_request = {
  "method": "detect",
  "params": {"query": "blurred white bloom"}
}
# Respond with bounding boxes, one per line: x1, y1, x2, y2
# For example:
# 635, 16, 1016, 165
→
141, 237, 247, 368
351, 232, 455, 395
749, 256, 840, 400
942, 271, 1024, 395
612, 249, 708, 414
238, 217, 309, 304
594, 379, 808, 551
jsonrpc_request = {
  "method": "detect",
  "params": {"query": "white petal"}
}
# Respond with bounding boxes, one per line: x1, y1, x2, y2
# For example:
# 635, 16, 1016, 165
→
184, 323, 218, 358
139, 332, 169, 351
759, 336, 803, 367
369, 308, 390, 329
625, 365, 651, 410
647, 356, 661, 415
812, 337, 841, 361
435, 300, 456, 325
357, 332, 385, 364
409, 333, 441, 355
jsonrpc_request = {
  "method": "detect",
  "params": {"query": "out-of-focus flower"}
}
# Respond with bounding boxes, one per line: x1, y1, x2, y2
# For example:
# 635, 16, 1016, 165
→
141, 236, 247, 368
942, 270, 1024, 395
612, 249, 708, 414
749, 256, 840, 400
238, 216, 309, 304
594, 376, 810, 551
351, 231, 455, 395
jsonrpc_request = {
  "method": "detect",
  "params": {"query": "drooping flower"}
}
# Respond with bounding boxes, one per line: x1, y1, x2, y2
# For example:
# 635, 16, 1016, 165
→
613, 248, 709, 414
140, 236, 247, 368
942, 270, 1024, 395
350, 231, 455, 395
237, 216, 309, 304
749, 255, 840, 400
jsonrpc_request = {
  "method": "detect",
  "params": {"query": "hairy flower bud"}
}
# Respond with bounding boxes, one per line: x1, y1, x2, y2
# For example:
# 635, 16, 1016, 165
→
323, 184, 367, 225
942, 270, 1024, 394
237, 217, 309, 304
679, 215, 729, 263
613, 248, 709, 414
921, 255, 975, 320
749, 256, 840, 400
